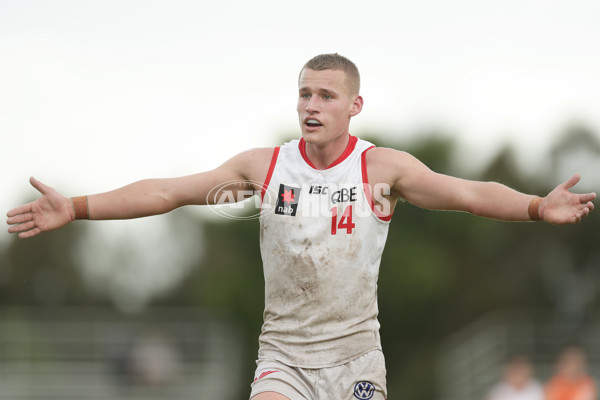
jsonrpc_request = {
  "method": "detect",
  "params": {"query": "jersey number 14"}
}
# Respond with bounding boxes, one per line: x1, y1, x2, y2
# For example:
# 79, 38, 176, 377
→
331, 205, 355, 235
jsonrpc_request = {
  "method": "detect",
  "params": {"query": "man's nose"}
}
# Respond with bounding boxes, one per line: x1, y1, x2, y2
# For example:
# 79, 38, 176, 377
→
305, 96, 319, 112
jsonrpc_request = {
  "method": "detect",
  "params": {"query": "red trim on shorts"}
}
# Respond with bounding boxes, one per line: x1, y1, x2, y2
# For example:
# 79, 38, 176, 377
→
298, 135, 358, 170
254, 370, 279, 382
361, 146, 393, 222
261, 147, 280, 202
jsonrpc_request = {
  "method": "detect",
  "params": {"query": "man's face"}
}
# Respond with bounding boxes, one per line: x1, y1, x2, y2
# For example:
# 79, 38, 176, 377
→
297, 68, 362, 145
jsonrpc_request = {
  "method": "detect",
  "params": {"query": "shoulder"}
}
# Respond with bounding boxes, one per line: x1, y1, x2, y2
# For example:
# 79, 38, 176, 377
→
363, 146, 438, 199
486, 382, 509, 399
526, 380, 545, 393
583, 376, 597, 389
235, 147, 277, 164
364, 146, 412, 164
364, 146, 426, 178
224, 147, 278, 183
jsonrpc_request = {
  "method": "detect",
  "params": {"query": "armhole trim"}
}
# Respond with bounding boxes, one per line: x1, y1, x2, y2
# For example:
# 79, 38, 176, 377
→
361, 146, 393, 222
261, 146, 280, 202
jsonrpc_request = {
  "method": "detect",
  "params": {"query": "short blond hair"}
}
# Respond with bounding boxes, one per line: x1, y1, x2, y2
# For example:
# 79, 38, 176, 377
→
300, 53, 360, 96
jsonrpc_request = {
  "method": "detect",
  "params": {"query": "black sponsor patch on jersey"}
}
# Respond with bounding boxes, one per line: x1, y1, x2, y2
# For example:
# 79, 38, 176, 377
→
275, 184, 301, 216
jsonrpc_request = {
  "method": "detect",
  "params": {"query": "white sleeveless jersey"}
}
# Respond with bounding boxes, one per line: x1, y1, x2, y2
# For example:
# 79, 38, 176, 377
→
258, 135, 392, 368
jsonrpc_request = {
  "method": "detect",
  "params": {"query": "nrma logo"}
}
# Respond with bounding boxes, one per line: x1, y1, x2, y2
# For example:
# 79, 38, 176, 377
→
353, 381, 375, 400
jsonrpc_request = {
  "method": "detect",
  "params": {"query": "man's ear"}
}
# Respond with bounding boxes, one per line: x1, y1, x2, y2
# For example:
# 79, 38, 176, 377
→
350, 95, 363, 117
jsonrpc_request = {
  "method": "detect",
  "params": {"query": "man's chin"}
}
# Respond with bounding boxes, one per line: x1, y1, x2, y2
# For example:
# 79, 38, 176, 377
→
301, 131, 320, 143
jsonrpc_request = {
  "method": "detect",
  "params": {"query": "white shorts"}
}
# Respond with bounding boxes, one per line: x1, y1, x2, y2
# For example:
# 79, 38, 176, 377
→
250, 350, 387, 400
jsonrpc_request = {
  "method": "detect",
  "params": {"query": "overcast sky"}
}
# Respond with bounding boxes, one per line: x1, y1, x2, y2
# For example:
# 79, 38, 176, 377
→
2, 0, 600, 235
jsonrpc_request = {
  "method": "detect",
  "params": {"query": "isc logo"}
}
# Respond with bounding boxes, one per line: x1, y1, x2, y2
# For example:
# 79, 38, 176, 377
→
353, 381, 375, 399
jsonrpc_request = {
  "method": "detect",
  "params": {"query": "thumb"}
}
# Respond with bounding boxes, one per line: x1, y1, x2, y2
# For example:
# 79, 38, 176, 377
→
561, 173, 581, 191
29, 176, 51, 195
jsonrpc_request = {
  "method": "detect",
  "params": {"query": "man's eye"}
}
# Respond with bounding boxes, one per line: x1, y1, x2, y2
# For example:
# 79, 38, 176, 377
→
301, 93, 311, 99
323, 95, 332, 100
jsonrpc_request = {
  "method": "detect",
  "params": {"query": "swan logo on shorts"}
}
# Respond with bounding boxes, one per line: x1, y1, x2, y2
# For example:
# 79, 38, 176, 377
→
353, 381, 375, 399
275, 184, 301, 216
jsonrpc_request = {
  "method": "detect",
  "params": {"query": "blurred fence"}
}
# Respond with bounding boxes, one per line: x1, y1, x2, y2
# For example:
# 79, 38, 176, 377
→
437, 309, 600, 400
0, 307, 244, 400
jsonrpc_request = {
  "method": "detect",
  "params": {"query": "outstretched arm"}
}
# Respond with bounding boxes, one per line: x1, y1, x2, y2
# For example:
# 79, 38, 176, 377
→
7, 147, 274, 238
367, 148, 595, 224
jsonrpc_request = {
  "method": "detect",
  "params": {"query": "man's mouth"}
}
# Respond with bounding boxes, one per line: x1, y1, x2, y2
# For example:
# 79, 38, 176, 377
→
305, 118, 323, 128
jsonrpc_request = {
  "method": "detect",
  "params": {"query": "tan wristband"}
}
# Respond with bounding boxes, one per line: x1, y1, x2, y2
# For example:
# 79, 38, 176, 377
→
528, 197, 542, 221
71, 196, 89, 220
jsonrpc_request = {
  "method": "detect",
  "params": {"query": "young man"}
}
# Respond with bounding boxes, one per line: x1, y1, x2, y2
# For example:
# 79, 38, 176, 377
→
6, 54, 596, 400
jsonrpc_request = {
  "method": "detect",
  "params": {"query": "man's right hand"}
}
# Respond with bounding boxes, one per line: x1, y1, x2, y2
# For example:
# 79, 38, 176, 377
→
6, 177, 74, 239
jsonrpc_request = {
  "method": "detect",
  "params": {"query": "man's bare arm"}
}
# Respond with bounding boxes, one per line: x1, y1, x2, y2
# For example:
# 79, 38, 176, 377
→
87, 147, 272, 219
367, 148, 596, 224
7, 147, 274, 238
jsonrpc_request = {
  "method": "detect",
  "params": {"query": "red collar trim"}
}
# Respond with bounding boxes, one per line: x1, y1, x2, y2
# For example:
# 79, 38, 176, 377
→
298, 135, 358, 170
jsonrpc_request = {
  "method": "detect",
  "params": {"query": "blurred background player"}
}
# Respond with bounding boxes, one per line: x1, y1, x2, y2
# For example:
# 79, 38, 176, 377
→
545, 345, 597, 400
486, 355, 544, 400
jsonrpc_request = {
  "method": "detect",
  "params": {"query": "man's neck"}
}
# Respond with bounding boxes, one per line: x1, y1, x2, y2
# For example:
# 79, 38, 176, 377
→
304, 133, 350, 170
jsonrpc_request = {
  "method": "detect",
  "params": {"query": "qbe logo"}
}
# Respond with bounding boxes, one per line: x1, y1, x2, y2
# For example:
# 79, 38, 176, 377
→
353, 381, 375, 400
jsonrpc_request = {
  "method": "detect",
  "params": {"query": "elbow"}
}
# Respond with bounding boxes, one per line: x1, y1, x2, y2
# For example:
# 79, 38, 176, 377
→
150, 181, 180, 214
458, 190, 483, 216
466, 202, 484, 217
157, 192, 174, 213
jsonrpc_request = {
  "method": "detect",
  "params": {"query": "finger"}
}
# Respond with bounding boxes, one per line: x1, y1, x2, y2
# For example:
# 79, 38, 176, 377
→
581, 203, 594, 216
6, 202, 33, 218
576, 203, 594, 221
579, 192, 597, 203
587, 201, 595, 211
6, 213, 32, 225
19, 227, 41, 239
8, 220, 36, 233
29, 176, 51, 195
562, 173, 581, 191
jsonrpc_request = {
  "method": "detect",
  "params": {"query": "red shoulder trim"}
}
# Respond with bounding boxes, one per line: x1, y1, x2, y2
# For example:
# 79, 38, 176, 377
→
261, 147, 280, 202
361, 146, 393, 222
298, 135, 358, 170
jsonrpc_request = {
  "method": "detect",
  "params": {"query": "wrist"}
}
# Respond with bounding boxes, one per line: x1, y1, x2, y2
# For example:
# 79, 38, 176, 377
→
528, 196, 543, 221
70, 196, 89, 220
